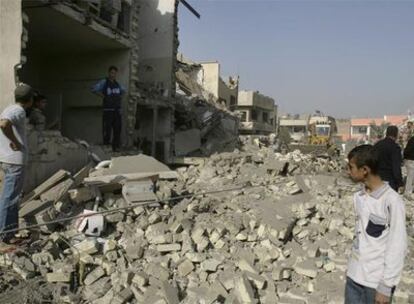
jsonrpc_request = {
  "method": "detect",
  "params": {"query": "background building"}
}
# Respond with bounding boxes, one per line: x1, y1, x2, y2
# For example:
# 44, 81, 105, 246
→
237, 90, 277, 135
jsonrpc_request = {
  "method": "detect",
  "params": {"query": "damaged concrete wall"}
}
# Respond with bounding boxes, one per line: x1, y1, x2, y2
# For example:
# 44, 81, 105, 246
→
24, 129, 89, 192
125, 1, 141, 147
0, 0, 22, 111
20, 3, 132, 144
218, 77, 238, 110
137, 0, 178, 97
200, 62, 238, 110
200, 62, 220, 100
136, 106, 173, 161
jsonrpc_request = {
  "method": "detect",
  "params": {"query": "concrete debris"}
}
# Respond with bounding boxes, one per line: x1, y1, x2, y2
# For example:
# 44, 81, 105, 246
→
175, 129, 202, 156
1, 143, 413, 304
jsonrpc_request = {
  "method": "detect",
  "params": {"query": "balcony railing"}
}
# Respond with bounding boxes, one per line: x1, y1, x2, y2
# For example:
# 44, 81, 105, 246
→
65, 0, 131, 35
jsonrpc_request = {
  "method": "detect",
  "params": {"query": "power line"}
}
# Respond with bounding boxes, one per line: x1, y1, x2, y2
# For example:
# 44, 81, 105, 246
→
0, 181, 286, 237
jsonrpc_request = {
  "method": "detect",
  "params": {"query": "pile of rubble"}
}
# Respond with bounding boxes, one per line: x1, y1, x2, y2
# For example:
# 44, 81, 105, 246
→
0, 146, 413, 304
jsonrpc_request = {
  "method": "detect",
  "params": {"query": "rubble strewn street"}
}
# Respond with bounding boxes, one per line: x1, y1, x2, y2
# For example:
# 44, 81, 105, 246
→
0, 141, 413, 304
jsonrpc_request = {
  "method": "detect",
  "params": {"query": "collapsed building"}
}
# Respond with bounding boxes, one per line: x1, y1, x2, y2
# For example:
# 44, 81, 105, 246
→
0, 0, 240, 191
174, 54, 239, 157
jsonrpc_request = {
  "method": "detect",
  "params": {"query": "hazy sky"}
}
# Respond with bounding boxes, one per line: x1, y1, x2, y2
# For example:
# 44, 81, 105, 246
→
178, 0, 414, 118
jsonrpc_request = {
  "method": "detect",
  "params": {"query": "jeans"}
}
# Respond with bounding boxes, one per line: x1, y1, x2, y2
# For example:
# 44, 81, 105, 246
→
103, 109, 122, 150
345, 277, 394, 304
404, 160, 414, 195
0, 162, 25, 242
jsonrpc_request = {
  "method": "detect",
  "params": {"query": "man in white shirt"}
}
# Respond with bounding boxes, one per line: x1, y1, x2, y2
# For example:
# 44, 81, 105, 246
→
346, 144, 407, 304
0, 83, 33, 246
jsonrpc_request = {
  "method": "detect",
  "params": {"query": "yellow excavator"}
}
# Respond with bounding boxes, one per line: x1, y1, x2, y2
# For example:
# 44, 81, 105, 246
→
308, 115, 337, 145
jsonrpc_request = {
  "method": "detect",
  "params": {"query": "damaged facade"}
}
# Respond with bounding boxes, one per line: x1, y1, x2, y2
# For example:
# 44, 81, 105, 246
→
237, 90, 278, 135
0, 0, 240, 171
174, 54, 239, 156
279, 114, 309, 143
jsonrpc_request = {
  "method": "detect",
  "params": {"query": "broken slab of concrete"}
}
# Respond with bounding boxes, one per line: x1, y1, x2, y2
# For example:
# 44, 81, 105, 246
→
95, 154, 177, 177
22, 169, 70, 203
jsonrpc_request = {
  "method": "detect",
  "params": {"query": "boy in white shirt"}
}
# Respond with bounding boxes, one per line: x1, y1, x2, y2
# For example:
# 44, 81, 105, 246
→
346, 144, 407, 304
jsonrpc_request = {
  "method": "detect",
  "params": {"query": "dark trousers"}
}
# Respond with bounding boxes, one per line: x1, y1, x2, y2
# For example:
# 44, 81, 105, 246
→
345, 277, 395, 304
103, 109, 121, 150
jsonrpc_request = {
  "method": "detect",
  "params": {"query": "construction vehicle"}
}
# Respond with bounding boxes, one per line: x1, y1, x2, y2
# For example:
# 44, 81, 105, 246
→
308, 114, 337, 145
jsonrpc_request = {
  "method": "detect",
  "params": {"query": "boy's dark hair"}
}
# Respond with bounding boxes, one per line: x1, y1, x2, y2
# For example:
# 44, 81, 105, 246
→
108, 66, 118, 72
386, 125, 398, 138
348, 144, 379, 174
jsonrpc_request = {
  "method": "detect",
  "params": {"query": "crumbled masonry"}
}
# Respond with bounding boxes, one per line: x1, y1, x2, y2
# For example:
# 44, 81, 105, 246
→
0, 140, 413, 304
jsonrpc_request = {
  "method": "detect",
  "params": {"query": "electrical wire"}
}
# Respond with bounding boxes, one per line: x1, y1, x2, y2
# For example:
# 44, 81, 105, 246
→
0, 180, 285, 237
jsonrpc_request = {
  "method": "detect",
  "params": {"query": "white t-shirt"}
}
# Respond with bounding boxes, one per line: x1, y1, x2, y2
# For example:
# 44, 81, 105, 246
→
0, 104, 27, 165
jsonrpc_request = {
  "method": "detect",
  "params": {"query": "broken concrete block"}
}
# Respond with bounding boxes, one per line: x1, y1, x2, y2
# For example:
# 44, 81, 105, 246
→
191, 227, 206, 244
112, 287, 134, 304
200, 259, 221, 272
237, 259, 258, 274
218, 271, 236, 291
146, 224, 171, 244
169, 221, 183, 234
46, 271, 71, 283
84, 267, 105, 285
306, 244, 320, 258
19, 199, 54, 218
214, 239, 226, 249
197, 237, 210, 252
236, 231, 248, 241
74, 239, 99, 255
23, 169, 70, 202
294, 260, 318, 278
244, 271, 266, 290
146, 263, 170, 281
148, 213, 162, 224
307, 281, 314, 293
156, 243, 181, 253
104, 239, 117, 254
161, 281, 180, 304
234, 275, 257, 304
132, 272, 149, 288
177, 259, 194, 277
133, 206, 145, 216
323, 261, 336, 272
120, 271, 134, 286
69, 187, 94, 204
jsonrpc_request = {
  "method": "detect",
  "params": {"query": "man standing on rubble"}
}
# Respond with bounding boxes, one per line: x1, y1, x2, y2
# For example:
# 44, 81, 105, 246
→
0, 83, 33, 246
374, 126, 403, 192
92, 66, 126, 152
